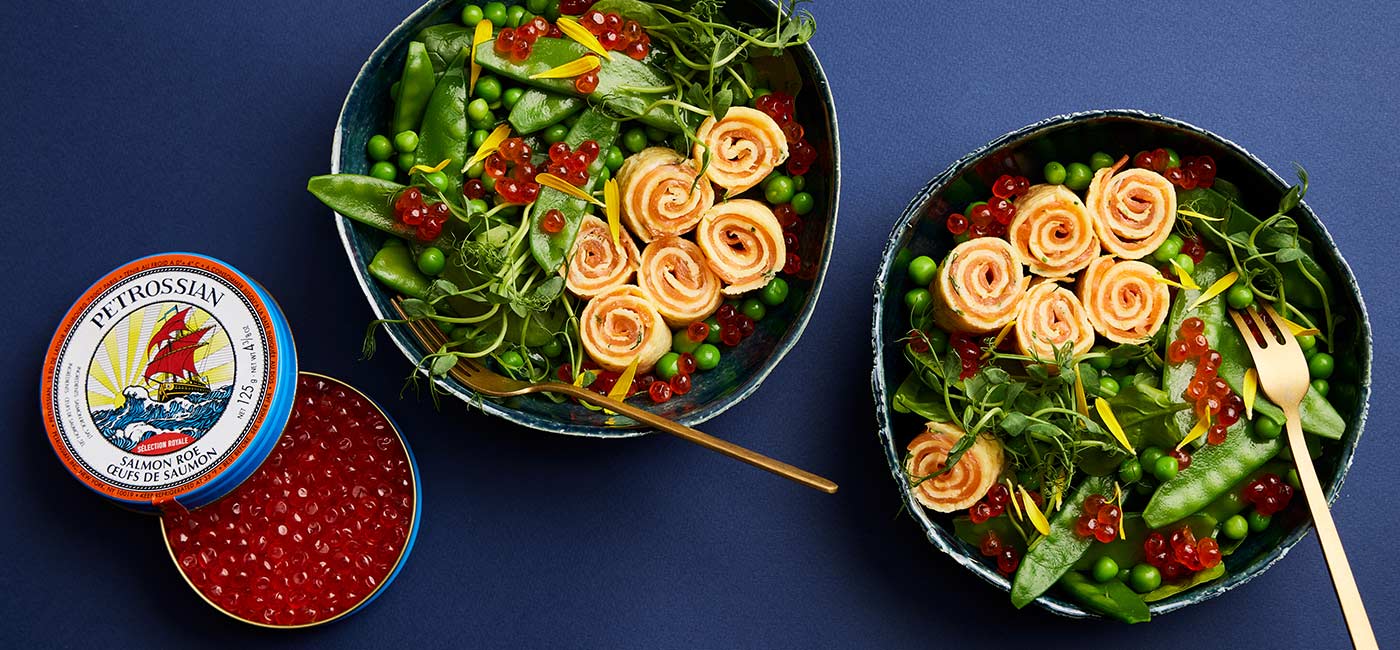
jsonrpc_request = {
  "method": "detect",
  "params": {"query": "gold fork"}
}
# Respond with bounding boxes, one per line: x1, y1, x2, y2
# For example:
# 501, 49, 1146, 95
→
1229, 305, 1376, 649
394, 306, 837, 494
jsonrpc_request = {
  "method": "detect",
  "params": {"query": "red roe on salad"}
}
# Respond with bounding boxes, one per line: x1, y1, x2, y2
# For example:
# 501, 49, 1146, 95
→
1074, 493, 1122, 544
164, 375, 415, 627
1167, 317, 1245, 445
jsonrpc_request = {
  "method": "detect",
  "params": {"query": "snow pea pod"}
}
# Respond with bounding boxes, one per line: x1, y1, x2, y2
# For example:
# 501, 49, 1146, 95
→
1057, 572, 1151, 624
368, 244, 432, 299
393, 41, 436, 134
306, 174, 418, 240
417, 24, 473, 74
474, 37, 686, 132
528, 108, 620, 272
1010, 475, 1114, 609
508, 88, 584, 134
415, 47, 470, 195
1143, 431, 1281, 528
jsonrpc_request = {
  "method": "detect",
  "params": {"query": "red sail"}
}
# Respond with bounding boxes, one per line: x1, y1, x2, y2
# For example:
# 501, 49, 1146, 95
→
144, 327, 210, 380
147, 308, 191, 355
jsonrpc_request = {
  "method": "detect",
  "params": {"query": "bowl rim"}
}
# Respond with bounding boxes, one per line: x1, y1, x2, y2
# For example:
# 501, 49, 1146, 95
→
327, 0, 841, 438
869, 108, 1372, 618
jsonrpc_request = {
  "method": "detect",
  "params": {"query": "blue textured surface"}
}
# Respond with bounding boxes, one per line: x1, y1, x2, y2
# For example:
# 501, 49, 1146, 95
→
1, 1, 1396, 648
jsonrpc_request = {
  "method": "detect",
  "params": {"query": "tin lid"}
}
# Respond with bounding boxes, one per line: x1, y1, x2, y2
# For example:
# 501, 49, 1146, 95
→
41, 253, 297, 511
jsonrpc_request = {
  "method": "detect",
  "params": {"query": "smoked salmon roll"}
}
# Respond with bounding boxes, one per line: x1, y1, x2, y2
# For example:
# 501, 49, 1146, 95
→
565, 215, 641, 299
1014, 280, 1095, 361
905, 421, 1005, 513
693, 107, 789, 195
931, 237, 1029, 334
637, 236, 723, 327
616, 147, 715, 242
579, 285, 671, 373
1086, 157, 1177, 259
1077, 256, 1171, 344
695, 199, 786, 295
1008, 184, 1099, 277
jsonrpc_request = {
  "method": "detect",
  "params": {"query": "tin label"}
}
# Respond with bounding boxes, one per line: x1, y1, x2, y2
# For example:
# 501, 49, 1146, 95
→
42, 255, 281, 503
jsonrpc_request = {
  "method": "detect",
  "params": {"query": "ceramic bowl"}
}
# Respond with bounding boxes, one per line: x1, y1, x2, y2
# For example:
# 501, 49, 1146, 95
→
328, 0, 838, 437
871, 109, 1370, 618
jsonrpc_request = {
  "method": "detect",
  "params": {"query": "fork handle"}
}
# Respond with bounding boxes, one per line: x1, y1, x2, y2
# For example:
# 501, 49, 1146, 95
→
554, 383, 838, 494
1284, 409, 1377, 650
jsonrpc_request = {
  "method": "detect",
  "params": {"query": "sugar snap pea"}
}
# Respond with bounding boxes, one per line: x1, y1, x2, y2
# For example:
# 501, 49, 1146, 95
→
306, 174, 417, 240
1010, 475, 1114, 609
415, 47, 470, 195
393, 41, 437, 134
508, 88, 584, 134
417, 24, 473, 74
1057, 571, 1151, 624
528, 108, 620, 272
368, 243, 432, 299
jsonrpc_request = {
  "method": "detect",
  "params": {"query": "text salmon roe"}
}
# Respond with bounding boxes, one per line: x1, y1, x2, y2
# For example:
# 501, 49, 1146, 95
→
164, 375, 415, 627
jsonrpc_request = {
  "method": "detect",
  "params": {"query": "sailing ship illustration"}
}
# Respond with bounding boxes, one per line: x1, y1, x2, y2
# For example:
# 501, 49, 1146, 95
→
143, 307, 214, 402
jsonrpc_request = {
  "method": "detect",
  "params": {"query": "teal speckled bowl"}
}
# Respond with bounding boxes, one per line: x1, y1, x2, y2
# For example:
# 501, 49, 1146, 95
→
327, 0, 838, 437
870, 110, 1370, 618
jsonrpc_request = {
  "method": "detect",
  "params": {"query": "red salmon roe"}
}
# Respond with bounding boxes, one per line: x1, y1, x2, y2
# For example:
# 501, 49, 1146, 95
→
1244, 473, 1294, 516
997, 547, 1020, 576
648, 380, 672, 403
670, 373, 693, 395
1074, 493, 1120, 543
677, 352, 697, 375
164, 375, 414, 627
946, 213, 969, 235
687, 321, 710, 343
574, 69, 600, 94
541, 209, 566, 234
979, 531, 1003, 557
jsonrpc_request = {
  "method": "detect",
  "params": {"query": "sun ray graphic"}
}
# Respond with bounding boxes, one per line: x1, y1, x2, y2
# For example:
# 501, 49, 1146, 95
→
86, 303, 232, 410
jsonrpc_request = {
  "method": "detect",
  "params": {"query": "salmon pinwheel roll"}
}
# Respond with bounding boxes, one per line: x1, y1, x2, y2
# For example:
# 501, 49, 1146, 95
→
931, 237, 1029, 334
905, 421, 1005, 513
637, 236, 723, 327
565, 215, 641, 299
1009, 184, 1099, 277
579, 285, 672, 373
1077, 256, 1171, 344
695, 199, 786, 295
693, 107, 790, 195
1086, 157, 1178, 259
616, 147, 715, 242
1014, 280, 1095, 361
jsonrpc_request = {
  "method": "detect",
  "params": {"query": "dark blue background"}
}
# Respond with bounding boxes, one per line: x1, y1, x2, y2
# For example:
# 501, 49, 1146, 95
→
2, 1, 1396, 647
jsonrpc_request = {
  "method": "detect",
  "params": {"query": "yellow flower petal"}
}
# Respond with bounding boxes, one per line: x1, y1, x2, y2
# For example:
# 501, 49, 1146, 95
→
466, 123, 512, 169
1243, 368, 1258, 419
1005, 479, 1024, 521
981, 320, 1015, 360
536, 173, 605, 206
469, 20, 492, 94
528, 54, 601, 80
1095, 397, 1136, 455
1021, 486, 1051, 536
1178, 411, 1210, 449
1073, 364, 1089, 417
605, 177, 621, 246
574, 369, 604, 411
1178, 208, 1223, 222
408, 158, 452, 175
1153, 275, 1188, 290
1113, 482, 1126, 540
1171, 258, 1201, 290
555, 17, 612, 60
601, 354, 641, 415
1279, 315, 1322, 338
1188, 271, 1240, 312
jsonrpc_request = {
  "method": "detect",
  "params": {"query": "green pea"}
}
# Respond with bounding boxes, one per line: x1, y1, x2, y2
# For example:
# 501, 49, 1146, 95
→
597, 167, 611, 183
1248, 511, 1271, 532
1310, 378, 1329, 397
1227, 283, 1255, 310
1297, 333, 1316, 350
393, 130, 419, 153
656, 352, 681, 380
791, 175, 806, 191
543, 124, 569, 144
501, 87, 524, 110
507, 5, 526, 27
470, 128, 490, 149
543, 0, 561, 20
622, 127, 648, 153
1152, 234, 1184, 263
1065, 163, 1093, 191
1171, 253, 1195, 276
499, 350, 524, 369
764, 175, 796, 205
907, 256, 937, 286
1043, 161, 1067, 185
1129, 564, 1162, 593
526, 0, 548, 12
475, 76, 502, 103
1308, 353, 1334, 379
369, 161, 398, 181
425, 171, 451, 192
467, 198, 489, 215
1164, 148, 1181, 168
1090, 152, 1114, 171
704, 317, 722, 344
669, 329, 701, 354
645, 125, 668, 142
605, 145, 625, 171
1092, 557, 1120, 583
904, 288, 931, 313
367, 134, 394, 161
751, 87, 772, 102
466, 160, 485, 178
1139, 446, 1165, 469
461, 4, 484, 25
791, 191, 815, 215
1304, 345, 1319, 360
482, 2, 507, 26
1097, 376, 1120, 398
1118, 457, 1143, 483
690, 343, 719, 371
761, 277, 789, 306
741, 298, 767, 321
1255, 416, 1282, 439
1223, 515, 1249, 540
397, 152, 417, 173
925, 328, 948, 353
467, 98, 492, 124
1087, 345, 1113, 371
1152, 455, 1178, 482
1287, 469, 1301, 490
541, 338, 562, 358
417, 247, 446, 275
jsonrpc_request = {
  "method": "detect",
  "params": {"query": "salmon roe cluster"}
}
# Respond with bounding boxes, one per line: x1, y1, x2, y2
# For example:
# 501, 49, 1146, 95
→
1144, 526, 1221, 582
579, 9, 652, 60
756, 92, 818, 176
1074, 493, 1122, 544
393, 187, 450, 241
1167, 317, 1245, 445
978, 529, 1021, 576
1132, 149, 1217, 190
945, 174, 1028, 239
486, 137, 543, 204
1245, 472, 1294, 516
164, 375, 415, 627
495, 16, 559, 62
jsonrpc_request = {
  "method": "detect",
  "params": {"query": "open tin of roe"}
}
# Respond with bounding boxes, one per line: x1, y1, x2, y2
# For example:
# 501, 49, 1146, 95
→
40, 253, 421, 628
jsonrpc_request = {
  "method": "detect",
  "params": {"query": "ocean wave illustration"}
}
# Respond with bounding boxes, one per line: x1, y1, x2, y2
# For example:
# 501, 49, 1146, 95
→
91, 384, 232, 451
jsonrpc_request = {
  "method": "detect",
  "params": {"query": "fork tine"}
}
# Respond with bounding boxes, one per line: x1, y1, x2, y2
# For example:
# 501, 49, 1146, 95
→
1227, 310, 1262, 353
1259, 304, 1298, 346
1243, 306, 1278, 345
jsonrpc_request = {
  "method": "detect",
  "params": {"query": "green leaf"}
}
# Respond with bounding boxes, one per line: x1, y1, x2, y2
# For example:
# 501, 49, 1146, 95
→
401, 298, 436, 320
711, 87, 733, 121
528, 276, 566, 310
1275, 246, 1304, 263
1000, 412, 1031, 436
430, 353, 457, 376
1106, 381, 1189, 451
893, 374, 951, 422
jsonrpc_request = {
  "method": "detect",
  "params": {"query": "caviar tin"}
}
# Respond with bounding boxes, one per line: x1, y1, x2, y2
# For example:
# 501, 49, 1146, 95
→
40, 253, 421, 628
